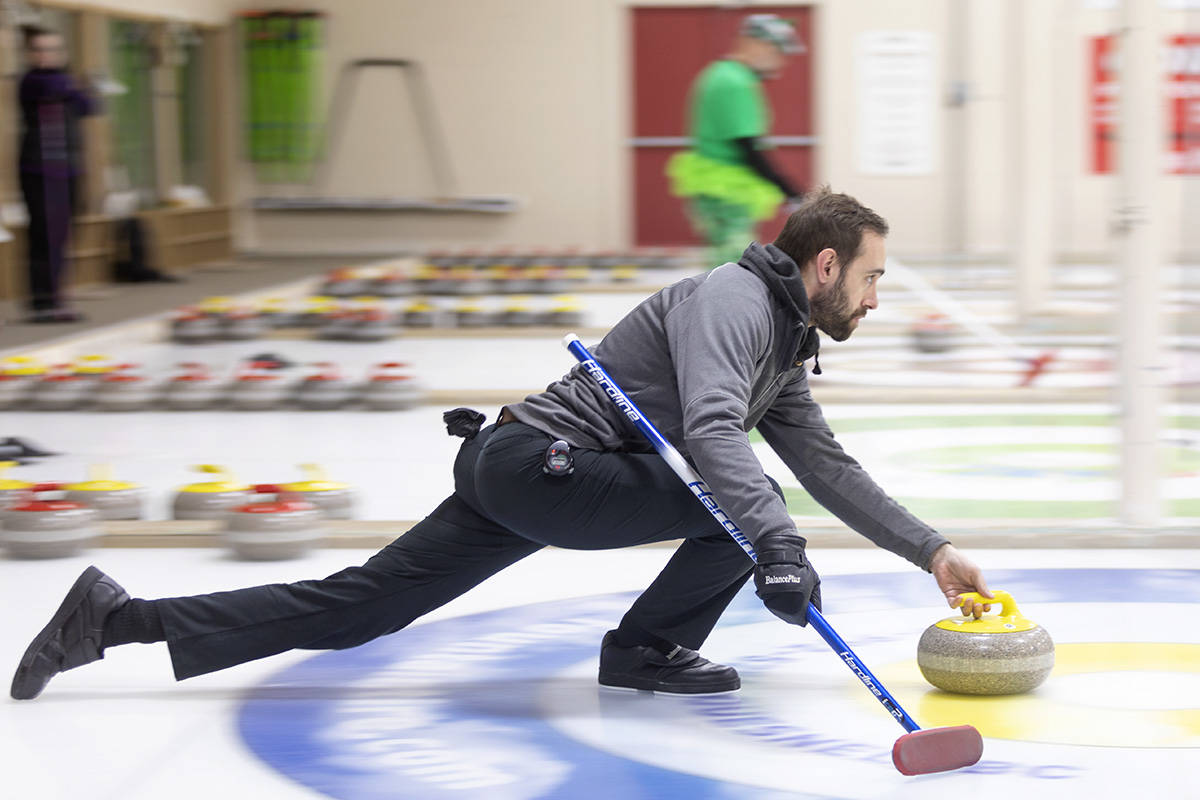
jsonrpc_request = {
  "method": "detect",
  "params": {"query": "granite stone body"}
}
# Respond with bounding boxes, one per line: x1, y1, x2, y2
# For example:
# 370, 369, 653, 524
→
1, 501, 100, 558
918, 618, 1055, 695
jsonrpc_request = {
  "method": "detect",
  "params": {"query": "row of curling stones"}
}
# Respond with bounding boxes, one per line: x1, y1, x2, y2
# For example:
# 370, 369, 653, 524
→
172, 464, 354, 521
0, 462, 146, 519
0, 464, 144, 558
315, 246, 682, 298
171, 296, 588, 342
0, 464, 355, 560
918, 590, 1054, 695
0, 358, 422, 411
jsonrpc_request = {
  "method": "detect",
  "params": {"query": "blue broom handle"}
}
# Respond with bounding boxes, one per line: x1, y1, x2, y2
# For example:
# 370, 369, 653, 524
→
563, 334, 920, 733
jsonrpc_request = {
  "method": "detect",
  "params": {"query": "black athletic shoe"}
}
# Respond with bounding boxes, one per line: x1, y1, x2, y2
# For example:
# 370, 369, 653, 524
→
597, 630, 740, 694
10, 566, 130, 700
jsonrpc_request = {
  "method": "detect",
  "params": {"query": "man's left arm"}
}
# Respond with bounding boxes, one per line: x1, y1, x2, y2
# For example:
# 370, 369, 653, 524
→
757, 372, 993, 614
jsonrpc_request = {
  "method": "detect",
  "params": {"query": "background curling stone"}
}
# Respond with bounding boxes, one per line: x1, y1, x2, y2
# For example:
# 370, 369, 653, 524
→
222, 485, 325, 560
370, 267, 413, 297
28, 365, 92, 411
0, 483, 101, 558
228, 360, 292, 410
454, 299, 495, 327
171, 306, 220, 343
62, 464, 146, 520
172, 464, 253, 520
0, 461, 34, 508
279, 463, 356, 518
319, 267, 370, 297
343, 306, 394, 341
501, 297, 539, 327
917, 590, 1054, 695
539, 296, 585, 327
94, 365, 157, 411
297, 296, 339, 328
403, 299, 441, 327
361, 362, 422, 410
220, 307, 266, 340
295, 362, 354, 410
912, 313, 955, 354
162, 362, 224, 410
0, 356, 45, 409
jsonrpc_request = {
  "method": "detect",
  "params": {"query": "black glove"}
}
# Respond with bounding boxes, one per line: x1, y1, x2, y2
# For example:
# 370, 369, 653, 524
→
753, 532, 821, 626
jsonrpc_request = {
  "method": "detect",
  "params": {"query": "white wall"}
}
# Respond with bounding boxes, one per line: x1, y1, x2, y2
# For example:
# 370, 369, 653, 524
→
238, 0, 631, 254
36, 0, 1171, 261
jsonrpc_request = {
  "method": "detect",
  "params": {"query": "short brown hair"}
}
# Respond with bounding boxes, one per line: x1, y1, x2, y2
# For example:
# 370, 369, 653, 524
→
773, 186, 888, 270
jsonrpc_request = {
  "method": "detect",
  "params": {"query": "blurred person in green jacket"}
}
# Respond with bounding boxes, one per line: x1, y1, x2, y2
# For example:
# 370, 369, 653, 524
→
668, 14, 806, 266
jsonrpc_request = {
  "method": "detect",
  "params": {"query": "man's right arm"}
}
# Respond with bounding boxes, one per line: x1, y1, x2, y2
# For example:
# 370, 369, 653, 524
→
757, 372, 950, 571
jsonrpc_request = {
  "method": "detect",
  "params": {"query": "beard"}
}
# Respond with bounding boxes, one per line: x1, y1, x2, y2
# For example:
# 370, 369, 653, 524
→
809, 272, 862, 342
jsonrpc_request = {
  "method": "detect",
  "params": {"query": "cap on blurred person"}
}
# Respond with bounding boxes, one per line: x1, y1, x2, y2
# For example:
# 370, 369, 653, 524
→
740, 13, 805, 55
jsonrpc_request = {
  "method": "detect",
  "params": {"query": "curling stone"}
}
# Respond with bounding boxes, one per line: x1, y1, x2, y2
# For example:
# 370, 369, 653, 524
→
0, 356, 46, 409
172, 464, 253, 520
198, 296, 234, 316
448, 263, 490, 296
279, 464, 356, 519
94, 364, 157, 412
454, 299, 497, 327
917, 590, 1054, 696
501, 297, 539, 327
403, 299, 441, 328
296, 296, 340, 328
0, 461, 34, 509
294, 362, 354, 410
912, 314, 955, 354
28, 365, 92, 411
370, 267, 414, 297
343, 306, 395, 341
540, 297, 585, 327
220, 307, 266, 340
62, 464, 146, 520
256, 297, 296, 328
316, 309, 359, 340
222, 485, 325, 560
1, 483, 101, 558
162, 362, 224, 410
410, 261, 442, 294
422, 265, 456, 296
320, 267, 371, 298
171, 307, 220, 343
361, 362, 422, 410
228, 360, 292, 410
528, 264, 571, 295
72, 354, 118, 379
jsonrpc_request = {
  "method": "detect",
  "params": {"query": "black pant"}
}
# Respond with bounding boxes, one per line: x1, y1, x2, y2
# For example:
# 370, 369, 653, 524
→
157, 421, 758, 680
19, 171, 76, 312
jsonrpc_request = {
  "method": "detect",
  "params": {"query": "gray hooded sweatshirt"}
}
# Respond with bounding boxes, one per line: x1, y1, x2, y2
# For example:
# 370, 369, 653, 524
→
507, 242, 949, 570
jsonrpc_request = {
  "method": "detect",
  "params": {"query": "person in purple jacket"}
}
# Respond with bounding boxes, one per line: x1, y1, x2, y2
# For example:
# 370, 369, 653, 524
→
17, 25, 98, 323
12, 188, 994, 700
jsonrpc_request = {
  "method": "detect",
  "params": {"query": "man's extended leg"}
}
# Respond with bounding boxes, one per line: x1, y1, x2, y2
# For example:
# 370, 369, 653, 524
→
160, 494, 543, 680
11, 492, 542, 698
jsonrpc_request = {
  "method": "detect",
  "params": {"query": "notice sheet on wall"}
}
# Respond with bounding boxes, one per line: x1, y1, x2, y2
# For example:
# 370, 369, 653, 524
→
856, 31, 937, 176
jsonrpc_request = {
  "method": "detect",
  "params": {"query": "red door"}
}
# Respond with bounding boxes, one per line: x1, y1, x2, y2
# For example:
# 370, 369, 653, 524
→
630, 5, 815, 247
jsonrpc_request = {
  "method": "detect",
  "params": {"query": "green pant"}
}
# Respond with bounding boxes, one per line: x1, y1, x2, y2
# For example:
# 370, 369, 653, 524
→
687, 195, 755, 267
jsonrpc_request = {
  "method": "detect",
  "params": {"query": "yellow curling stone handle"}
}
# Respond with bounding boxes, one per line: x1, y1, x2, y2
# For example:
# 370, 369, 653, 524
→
178, 464, 250, 493
936, 589, 1038, 633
